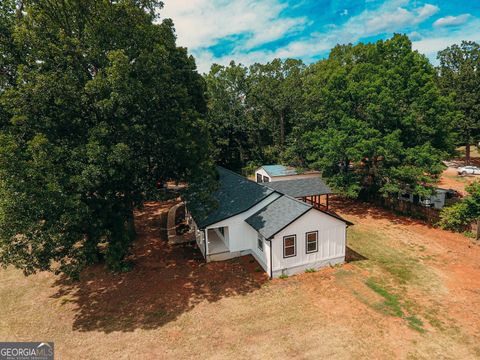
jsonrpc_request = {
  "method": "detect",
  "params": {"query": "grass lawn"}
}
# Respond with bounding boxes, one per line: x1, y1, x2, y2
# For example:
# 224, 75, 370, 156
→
1, 201, 480, 359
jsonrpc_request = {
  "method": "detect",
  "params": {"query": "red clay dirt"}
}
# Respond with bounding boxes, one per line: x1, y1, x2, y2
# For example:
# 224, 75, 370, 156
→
331, 197, 480, 342
2, 198, 480, 359
52, 201, 268, 333
439, 167, 477, 195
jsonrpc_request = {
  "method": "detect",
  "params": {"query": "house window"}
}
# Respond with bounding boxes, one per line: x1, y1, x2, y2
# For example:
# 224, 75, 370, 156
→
283, 235, 296, 258
258, 236, 263, 252
219, 227, 224, 237
263, 176, 270, 183
306, 231, 318, 253
256, 173, 263, 183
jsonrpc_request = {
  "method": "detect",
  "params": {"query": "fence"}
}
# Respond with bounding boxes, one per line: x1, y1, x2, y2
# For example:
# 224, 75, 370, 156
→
370, 195, 441, 224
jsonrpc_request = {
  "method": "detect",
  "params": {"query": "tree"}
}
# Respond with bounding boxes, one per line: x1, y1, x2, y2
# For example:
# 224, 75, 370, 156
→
204, 59, 305, 172
248, 59, 305, 149
204, 62, 256, 171
297, 35, 455, 198
439, 181, 480, 232
437, 41, 480, 163
0, 0, 214, 277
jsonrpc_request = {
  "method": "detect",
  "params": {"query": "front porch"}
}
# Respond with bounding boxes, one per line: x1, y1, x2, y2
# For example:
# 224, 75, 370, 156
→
207, 227, 229, 255
201, 226, 242, 262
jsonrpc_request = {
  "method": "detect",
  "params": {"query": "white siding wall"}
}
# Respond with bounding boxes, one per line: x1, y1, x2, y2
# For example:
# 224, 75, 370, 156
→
255, 168, 271, 182
270, 209, 346, 277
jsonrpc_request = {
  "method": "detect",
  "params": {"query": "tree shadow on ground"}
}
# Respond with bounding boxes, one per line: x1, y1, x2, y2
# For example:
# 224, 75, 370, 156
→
51, 201, 268, 333
329, 196, 432, 227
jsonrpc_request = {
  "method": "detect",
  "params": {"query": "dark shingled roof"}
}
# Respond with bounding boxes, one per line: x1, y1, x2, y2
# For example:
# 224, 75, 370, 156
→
264, 177, 332, 198
245, 196, 312, 239
193, 167, 275, 229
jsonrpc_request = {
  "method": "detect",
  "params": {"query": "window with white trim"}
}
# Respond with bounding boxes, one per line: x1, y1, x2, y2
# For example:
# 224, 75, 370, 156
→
306, 231, 318, 253
283, 235, 296, 258
258, 236, 263, 252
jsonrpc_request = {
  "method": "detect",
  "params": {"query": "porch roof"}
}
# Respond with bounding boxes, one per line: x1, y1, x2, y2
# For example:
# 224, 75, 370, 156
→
263, 177, 332, 198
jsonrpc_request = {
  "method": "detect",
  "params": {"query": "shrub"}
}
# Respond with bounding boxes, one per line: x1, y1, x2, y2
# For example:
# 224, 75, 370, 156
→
439, 181, 480, 232
438, 202, 471, 231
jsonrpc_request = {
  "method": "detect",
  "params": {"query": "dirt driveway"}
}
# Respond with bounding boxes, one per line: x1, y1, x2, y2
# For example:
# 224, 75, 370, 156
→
439, 166, 478, 195
1, 200, 480, 359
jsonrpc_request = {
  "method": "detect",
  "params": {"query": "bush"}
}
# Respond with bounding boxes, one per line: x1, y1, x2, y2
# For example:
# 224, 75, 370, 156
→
438, 202, 471, 231
439, 181, 480, 232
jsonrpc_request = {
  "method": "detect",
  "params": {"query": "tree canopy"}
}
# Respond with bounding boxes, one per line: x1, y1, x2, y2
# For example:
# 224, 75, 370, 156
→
437, 41, 480, 162
205, 35, 456, 197
0, 0, 213, 277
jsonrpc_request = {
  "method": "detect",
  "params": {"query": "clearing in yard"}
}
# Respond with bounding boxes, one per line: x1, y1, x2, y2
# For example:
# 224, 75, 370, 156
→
1, 199, 480, 359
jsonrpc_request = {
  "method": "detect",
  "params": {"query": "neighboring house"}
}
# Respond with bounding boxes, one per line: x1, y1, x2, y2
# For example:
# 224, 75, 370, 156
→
398, 188, 457, 210
187, 166, 352, 278
255, 165, 320, 183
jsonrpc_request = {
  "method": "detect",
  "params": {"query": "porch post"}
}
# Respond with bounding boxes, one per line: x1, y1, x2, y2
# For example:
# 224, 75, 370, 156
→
204, 228, 209, 258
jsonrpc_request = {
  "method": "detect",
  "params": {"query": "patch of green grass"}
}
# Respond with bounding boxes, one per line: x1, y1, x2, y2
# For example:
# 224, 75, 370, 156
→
305, 268, 316, 273
365, 278, 425, 333
254, 267, 262, 272
278, 274, 288, 280
348, 228, 433, 285
405, 315, 425, 333
366, 278, 404, 317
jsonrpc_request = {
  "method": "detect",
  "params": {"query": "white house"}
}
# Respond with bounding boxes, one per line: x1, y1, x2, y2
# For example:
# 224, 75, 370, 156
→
187, 166, 352, 278
255, 165, 320, 183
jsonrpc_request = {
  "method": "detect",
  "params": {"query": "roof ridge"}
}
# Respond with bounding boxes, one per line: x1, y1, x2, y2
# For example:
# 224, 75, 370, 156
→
247, 193, 288, 219
217, 165, 270, 188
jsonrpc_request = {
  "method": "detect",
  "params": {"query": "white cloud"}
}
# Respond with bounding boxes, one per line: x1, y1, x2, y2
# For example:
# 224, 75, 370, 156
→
161, 1, 307, 57
355, 3, 438, 35
412, 18, 480, 63
161, 0, 472, 72
433, 14, 471, 27
259, 1, 441, 64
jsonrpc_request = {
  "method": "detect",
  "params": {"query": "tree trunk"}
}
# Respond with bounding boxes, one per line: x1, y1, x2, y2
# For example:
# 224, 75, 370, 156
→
466, 143, 471, 164
476, 219, 480, 241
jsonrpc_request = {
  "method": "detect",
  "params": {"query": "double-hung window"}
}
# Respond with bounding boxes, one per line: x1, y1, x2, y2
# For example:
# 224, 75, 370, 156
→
283, 235, 296, 258
306, 231, 318, 253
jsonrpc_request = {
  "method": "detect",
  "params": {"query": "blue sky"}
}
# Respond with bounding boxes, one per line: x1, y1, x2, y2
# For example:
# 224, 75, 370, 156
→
161, 0, 480, 73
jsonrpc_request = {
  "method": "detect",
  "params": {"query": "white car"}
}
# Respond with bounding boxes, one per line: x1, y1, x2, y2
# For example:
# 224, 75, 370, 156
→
458, 166, 480, 176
